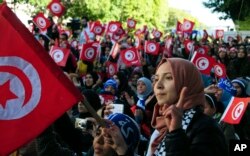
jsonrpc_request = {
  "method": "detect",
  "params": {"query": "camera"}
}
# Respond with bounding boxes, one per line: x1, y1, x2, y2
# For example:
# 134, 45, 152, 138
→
75, 118, 93, 131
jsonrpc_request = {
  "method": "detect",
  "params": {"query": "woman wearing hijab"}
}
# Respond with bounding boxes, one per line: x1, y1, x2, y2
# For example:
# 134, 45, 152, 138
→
146, 58, 228, 156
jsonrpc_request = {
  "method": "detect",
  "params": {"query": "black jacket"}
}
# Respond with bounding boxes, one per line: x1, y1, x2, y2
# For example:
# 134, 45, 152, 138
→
152, 108, 229, 156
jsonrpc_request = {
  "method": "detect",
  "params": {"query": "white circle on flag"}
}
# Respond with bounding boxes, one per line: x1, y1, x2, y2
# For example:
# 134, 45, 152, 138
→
154, 32, 161, 38
0, 56, 41, 120
128, 20, 135, 28
85, 48, 95, 59
94, 26, 102, 34
36, 17, 46, 29
108, 64, 115, 76
198, 48, 205, 54
109, 24, 118, 32
147, 43, 156, 53
196, 57, 209, 70
51, 3, 62, 14
52, 49, 64, 63
232, 102, 244, 120
125, 50, 135, 61
214, 65, 223, 77
183, 21, 191, 31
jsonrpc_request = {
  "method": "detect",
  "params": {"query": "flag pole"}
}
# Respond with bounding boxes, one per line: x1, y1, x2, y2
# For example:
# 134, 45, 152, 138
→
82, 96, 106, 127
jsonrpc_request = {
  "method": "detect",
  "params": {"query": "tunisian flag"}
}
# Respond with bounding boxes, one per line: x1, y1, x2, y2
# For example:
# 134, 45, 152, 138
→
144, 40, 160, 55
220, 97, 250, 124
49, 46, 70, 67
120, 47, 140, 67
190, 51, 215, 75
80, 42, 97, 62
0, 3, 83, 155
33, 12, 51, 32
47, 0, 65, 17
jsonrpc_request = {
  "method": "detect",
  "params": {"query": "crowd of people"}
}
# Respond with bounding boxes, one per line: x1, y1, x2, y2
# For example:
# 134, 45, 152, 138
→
10, 15, 250, 156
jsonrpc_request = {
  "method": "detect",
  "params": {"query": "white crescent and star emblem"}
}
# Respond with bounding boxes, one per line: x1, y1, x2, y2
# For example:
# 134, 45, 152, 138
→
51, 3, 62, 14
232, 102, 244, 120
36, 17, 46, 29
52, 49, 64, 63
214, 65, 223, 76
147, 43, 156, 53
0, 56, 41, 120
196, 57, 209, 70
125, 50, 135, 61
85, 48, 95, 59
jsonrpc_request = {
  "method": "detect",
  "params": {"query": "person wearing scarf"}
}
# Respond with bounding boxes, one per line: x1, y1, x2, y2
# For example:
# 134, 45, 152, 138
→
146, 58, 228, 156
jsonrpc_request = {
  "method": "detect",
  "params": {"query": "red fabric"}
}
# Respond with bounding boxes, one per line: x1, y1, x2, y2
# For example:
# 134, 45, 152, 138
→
213, 62, 227, 79
221, 97, 250, 124
106, 21, 122, 34
182, 19, 195, 33
110, 42, 120, 59
183, 39, 194, 54
49, 46, 70, 67
90, 21, 104, 36
127, 18, 136, 29
120, 47, 141, 67
47, 0, 65, 17
0, 3, 83, 155
215, 29, 224, 39
106, 61, 118, 78
190, 51, 216, 75
33, 12, 51, 32
176, 21, 183, 33
152, 29, 162, 39
144, 40, 160, 55
80, 42, 97, 62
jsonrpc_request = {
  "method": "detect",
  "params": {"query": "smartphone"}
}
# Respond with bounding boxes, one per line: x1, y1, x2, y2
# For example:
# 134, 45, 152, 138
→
112, 104, 124, 114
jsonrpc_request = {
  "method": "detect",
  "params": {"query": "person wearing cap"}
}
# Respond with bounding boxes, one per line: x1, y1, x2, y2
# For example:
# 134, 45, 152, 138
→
204, 93, 238, 146
87, 113, 140, 156
36, 113, 140, 156
231, 78, 248, 97
147, 58, 228, 156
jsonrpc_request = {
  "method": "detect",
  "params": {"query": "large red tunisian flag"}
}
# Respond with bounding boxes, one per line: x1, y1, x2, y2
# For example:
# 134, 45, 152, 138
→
0, 3, 83, 156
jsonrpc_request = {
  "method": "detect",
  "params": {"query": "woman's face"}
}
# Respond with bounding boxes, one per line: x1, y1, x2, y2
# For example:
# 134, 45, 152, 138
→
93, 127, 116, 156
218, 51, 226, 58
154, 62, 177, 106
137, 81, 147, 94
85, 74, 94, 86
238, 48, 246, 58
232, 83, 243, 96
